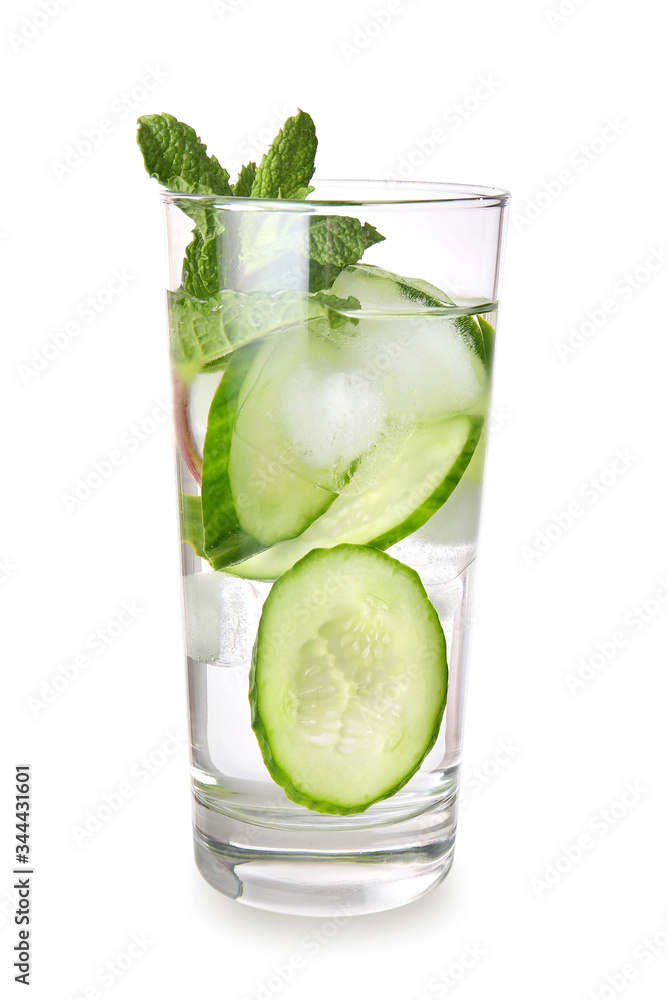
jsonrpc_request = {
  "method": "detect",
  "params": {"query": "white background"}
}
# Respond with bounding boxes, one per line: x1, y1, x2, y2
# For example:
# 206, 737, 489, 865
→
2, 1, 666, 998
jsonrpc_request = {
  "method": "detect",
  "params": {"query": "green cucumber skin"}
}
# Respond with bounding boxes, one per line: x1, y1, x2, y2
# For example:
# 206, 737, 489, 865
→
461, 315, 489, 368
199, 336, 335, 568
332, 263, 490, 368
230, 415, 483, 581
332, 263, 455, 309
249, 544, 448, 815
370, 416, 483, 550
201, 341, 268, 569
477, 316, 496, 369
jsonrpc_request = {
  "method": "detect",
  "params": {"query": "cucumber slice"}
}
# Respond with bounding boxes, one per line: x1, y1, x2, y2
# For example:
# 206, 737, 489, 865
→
229, 434, 334, 546
201, 341, 270, 569
331, 262, 489, 368
230, 414, 481, 580
233, 327, 377, 496
331, 263, 455, 310
201, 333, 336, 563
201, 265, 487, 571
250, 545, 447, 814
229, 330, 355, 545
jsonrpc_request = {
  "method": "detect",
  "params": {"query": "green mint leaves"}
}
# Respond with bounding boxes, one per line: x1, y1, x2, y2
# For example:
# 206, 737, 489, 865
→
137, 109, 384, 315
309, 218, 385, 291
136, 113, 233, 195
233, 161, 257, 196
250, 110, 317, 199
170, 288, 360, 381
182, 228, 220, 299
310, 218, 385, 268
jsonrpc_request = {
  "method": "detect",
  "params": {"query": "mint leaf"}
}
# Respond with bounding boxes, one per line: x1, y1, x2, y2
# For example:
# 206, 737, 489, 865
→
289, 185, 315, 199
308, 217, 385, 291
138, 110, 384, 299
234, 162, 257, 196
310, 291, 360, 328
182, 229, 220, 299
170, 288, 358, 379
136, 113, 232, 195
251, 110, 318, 199
137, 114, 234, 299
310, 217, 384, 267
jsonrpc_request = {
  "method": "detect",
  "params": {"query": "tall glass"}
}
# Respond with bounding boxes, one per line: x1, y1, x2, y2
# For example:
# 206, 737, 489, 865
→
161, 181, 510, 915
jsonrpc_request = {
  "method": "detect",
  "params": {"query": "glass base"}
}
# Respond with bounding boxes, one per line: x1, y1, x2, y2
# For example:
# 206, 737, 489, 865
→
192, 791, 458, 916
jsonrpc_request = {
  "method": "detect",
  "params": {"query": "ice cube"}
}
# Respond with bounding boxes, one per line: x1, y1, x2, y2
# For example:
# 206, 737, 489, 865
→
183, 571, 264, 665
279, 362, 386, 470
336, 315, 487, 423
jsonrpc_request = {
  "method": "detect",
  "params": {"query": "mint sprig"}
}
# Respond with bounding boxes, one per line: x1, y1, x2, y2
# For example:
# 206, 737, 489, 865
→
137, 109, 385, 308
233, 161, 257, 196
137, 113, 232, 196
250, 111, 317, 199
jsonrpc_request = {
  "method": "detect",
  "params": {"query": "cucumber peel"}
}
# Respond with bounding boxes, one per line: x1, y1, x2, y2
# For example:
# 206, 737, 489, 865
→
230, 414, 482, 579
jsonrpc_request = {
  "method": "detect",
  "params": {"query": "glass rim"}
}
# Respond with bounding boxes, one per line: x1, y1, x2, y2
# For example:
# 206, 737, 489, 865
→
159, 178, 511, 210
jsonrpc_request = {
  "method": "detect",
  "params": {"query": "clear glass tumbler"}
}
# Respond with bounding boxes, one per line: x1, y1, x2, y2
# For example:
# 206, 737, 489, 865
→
161, 180, 510, 915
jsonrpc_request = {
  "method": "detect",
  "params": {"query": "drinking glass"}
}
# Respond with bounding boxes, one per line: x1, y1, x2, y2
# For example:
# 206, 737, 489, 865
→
160, 180, 510, 915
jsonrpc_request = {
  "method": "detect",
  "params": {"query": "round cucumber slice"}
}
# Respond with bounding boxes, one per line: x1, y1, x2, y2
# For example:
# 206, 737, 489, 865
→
230, 414, 482, 580
250, 545, 447, 814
